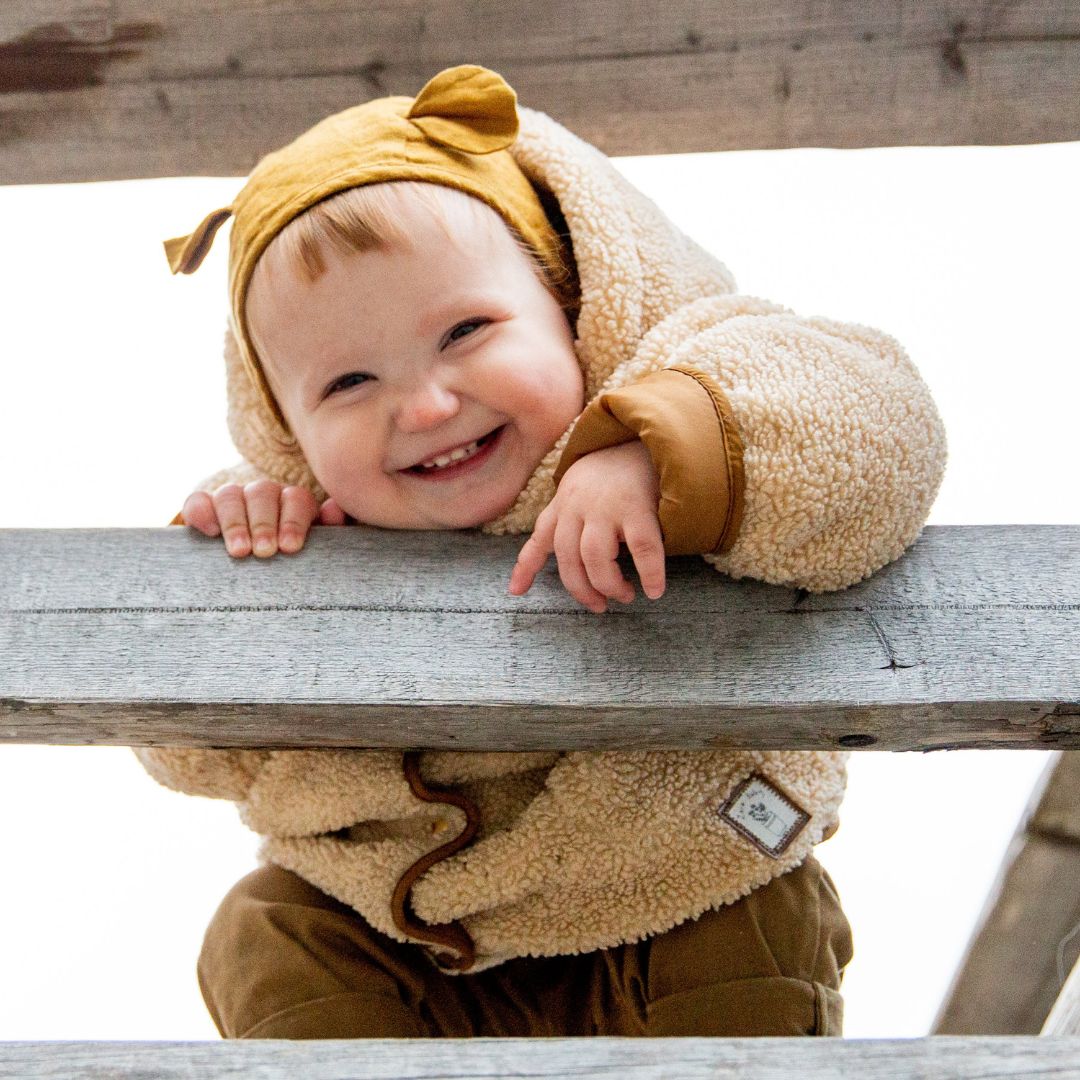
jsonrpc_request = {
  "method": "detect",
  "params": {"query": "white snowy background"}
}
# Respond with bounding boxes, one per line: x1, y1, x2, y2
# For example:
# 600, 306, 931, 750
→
1, 141, 1076, 1039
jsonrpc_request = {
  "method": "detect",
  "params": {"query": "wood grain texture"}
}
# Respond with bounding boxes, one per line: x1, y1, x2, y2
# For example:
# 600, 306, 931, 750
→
0, 524, 1077, 750
0, 0, 111, 44
2, 0, 1079, 183
3, 1036, 1080, 1076
934, 753, 1080, 1034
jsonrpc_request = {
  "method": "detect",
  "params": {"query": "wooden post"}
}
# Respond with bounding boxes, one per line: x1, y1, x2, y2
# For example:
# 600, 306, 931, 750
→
934, 753, 1080, 1034
1044, 955, 1080, 1035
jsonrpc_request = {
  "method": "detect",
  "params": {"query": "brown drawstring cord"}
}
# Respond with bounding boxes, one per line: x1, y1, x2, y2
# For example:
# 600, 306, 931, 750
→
390, 751, 482, 971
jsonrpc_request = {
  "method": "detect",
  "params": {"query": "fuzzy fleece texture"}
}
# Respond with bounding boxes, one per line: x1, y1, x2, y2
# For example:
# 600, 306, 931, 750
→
135, 104, 948, 974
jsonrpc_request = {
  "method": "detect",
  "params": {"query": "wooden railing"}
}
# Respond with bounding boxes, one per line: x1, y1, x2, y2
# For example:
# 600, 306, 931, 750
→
2, 525, 1077, 752
1, 1035, 1079, 1076
2, 0, 1080, 183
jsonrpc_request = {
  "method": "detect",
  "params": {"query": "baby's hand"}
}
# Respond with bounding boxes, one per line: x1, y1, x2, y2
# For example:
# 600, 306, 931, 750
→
508, 441, 666, 613
181, 481, 347, 557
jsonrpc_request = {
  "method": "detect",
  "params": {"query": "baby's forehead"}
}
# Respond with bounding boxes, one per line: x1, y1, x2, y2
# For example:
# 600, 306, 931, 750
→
250, 200, 532, 374
264, 188, 520, 285
412, 191, 526, 261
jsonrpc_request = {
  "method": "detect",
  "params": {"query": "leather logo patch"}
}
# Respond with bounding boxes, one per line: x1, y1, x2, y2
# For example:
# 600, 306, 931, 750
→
718, 773, 810, 858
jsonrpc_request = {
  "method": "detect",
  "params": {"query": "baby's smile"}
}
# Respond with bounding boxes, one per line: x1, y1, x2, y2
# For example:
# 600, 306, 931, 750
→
399, 424, 508, 478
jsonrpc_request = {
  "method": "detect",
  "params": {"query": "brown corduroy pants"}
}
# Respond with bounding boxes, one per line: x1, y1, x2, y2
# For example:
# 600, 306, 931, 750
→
197, 855, 852, 1039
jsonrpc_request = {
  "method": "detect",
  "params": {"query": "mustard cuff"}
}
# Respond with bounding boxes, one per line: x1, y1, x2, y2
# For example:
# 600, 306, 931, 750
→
552, 365, 745, 556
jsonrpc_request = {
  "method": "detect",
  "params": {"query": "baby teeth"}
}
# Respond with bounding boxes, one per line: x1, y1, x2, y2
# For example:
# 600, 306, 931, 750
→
420, 438, 482, 470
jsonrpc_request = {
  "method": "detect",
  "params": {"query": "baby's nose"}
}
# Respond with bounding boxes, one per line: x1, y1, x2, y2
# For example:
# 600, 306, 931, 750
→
395, 381, 461, 431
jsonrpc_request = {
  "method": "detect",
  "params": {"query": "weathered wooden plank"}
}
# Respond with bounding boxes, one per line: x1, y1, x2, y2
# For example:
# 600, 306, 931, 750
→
2, 0, 1079, 183
1044, 955, 1080, 1035
0, 524, 1077, 750
933, 752, 1080, 1035
0, 0, 111, 44
3, 1037, 1080, 1077
1030, 750, 1080, 842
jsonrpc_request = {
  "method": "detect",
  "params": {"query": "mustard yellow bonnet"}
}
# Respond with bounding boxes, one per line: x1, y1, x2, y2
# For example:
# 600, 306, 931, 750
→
163, 64, 565, 435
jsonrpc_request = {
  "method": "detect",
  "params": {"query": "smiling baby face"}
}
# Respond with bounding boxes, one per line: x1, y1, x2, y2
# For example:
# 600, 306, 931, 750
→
245, 184, 585, 530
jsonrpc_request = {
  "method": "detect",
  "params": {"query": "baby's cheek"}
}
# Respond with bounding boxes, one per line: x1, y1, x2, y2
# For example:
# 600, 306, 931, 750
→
544, 379, 586, 449
519, 362, 583, 430
318, 459, 366, 511
296, 440, 357, 512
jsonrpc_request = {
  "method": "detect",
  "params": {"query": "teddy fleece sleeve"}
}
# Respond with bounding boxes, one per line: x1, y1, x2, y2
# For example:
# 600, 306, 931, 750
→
556, 293, 948, 594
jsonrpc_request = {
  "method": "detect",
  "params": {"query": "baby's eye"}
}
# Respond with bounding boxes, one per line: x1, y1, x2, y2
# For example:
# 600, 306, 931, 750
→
325, 372, 370, 397
446, 319, 488, 345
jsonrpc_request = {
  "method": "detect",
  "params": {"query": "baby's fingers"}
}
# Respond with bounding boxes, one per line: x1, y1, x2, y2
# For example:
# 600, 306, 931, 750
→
580, 521, 635, 605
553, 517, 611, 614
243, 480, 286, 557
508, 533, 550, 595
180, 491, 221, 537
509, 507, 560, 595
210, 484, 254, 556
623, 517, 666, 599
278, 486, 319, 553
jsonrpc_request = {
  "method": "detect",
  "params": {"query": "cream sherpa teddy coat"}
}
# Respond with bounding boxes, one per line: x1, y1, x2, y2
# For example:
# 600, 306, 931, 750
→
135, 104, 948, 975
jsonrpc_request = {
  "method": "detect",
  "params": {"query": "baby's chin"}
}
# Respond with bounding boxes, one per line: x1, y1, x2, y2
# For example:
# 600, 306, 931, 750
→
338, 484, 522, 532
406, 461, 536, 529
421, 489, 523, 530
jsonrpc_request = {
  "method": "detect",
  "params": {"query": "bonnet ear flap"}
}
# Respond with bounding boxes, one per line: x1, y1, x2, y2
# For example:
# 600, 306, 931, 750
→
163, 206, 234, 274
407, 64, 519, 154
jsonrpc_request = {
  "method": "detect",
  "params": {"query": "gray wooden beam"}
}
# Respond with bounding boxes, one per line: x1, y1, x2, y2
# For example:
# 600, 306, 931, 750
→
2, 0, 1079, 184
1, 524, 1077, 750
933, 752, 1080, 1034
2, 1036, 1080, 1077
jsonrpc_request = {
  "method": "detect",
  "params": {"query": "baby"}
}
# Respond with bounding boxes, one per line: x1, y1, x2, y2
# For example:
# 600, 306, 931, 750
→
142, 63, 947, 1038
181, 178, 663, 614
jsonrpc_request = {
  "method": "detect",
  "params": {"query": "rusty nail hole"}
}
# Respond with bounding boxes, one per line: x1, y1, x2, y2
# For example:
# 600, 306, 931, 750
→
838, 733, 877, 748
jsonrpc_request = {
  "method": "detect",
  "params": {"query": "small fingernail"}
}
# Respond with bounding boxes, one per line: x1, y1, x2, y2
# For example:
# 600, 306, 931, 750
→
254, 539, 274, 556
227, 537, 246, 556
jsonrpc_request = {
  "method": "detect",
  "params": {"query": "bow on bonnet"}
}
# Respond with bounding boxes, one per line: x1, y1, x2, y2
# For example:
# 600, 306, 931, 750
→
162, 64, 563, 435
